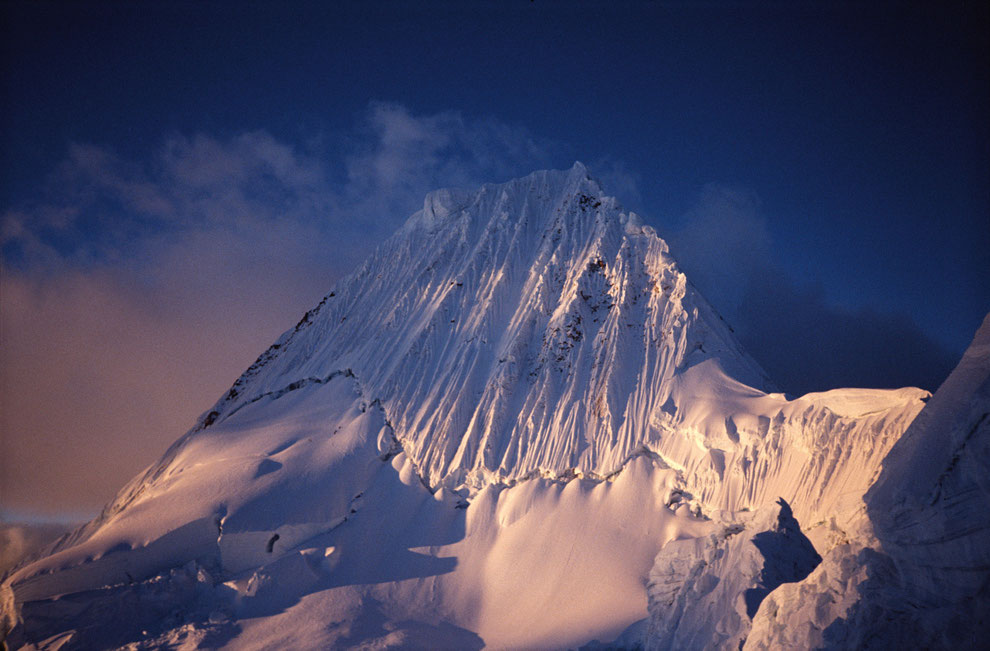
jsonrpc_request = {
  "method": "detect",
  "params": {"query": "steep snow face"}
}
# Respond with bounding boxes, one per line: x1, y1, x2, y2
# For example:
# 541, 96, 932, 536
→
97, 163, 925, 530
182, 162, 774, 492
744, 313, 990, 650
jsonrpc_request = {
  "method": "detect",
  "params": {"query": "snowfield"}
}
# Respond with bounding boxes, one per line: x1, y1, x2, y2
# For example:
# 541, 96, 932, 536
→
2, 164, 984, 650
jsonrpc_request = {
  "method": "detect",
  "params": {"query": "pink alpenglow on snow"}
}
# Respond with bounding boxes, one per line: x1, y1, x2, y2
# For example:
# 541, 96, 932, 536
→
2, 165, 983, 650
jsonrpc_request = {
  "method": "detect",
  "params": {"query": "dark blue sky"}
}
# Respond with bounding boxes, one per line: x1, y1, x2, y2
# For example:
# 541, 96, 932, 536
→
2, 0, 988, 386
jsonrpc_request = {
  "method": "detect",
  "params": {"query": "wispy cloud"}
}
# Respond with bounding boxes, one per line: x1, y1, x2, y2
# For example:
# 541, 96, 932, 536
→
588, 156, 644, 212
2, 131, 334, 271
0, 521, 78, 577
669, 183, 771, 316
341, 102, 561, 231
667, 183, 956, 395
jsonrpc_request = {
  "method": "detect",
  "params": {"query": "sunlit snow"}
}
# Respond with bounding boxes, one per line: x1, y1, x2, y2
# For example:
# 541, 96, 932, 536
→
3, 165, 983, 650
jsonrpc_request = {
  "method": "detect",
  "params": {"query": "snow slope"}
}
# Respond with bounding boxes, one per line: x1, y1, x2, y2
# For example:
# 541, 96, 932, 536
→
3, 373, 710, 649
2, 164, 932, 649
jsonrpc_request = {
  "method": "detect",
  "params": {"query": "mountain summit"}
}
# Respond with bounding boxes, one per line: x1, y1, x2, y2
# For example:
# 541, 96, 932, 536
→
3, 165, 941, 649
194, 161, 774, 491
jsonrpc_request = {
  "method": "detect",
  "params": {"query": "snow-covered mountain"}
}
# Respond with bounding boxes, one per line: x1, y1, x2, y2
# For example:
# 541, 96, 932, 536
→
2, 164, 962, 649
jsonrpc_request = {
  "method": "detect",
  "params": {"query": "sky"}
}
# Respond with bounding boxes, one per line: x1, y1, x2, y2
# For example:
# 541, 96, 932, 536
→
1, 0, 987, 520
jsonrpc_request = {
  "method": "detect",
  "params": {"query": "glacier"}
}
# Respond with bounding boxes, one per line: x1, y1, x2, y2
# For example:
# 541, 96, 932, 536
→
2, 163, 981, 650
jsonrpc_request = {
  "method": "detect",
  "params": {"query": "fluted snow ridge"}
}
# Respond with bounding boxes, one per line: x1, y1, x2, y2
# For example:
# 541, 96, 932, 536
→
193, 163, 772, 492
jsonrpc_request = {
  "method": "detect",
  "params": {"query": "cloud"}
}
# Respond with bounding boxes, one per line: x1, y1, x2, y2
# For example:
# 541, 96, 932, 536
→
0, 521, 77, 578
589, 156, 644, 212
341, 102, 562, 232
667, 184, 957, 395
735, 268, 956, 395
1, 128, 353, 516
0, 103, 562, 516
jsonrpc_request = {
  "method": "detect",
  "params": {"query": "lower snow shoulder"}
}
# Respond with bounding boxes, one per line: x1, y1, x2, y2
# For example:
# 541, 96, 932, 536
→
645, 498, 820, 650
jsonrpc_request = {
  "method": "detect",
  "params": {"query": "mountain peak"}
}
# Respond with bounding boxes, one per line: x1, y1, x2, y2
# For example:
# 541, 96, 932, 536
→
3, 166, 940, 651
177, 165, 777, 494
411, 162, 605, 235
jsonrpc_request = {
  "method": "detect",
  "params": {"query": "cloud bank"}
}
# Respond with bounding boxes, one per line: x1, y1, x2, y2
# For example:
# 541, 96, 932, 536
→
667, 184, 956, 396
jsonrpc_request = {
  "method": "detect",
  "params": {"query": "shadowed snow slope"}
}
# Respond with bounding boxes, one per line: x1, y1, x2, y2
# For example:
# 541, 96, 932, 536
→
2, 165, 933, 649
646, 498, 820, 650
